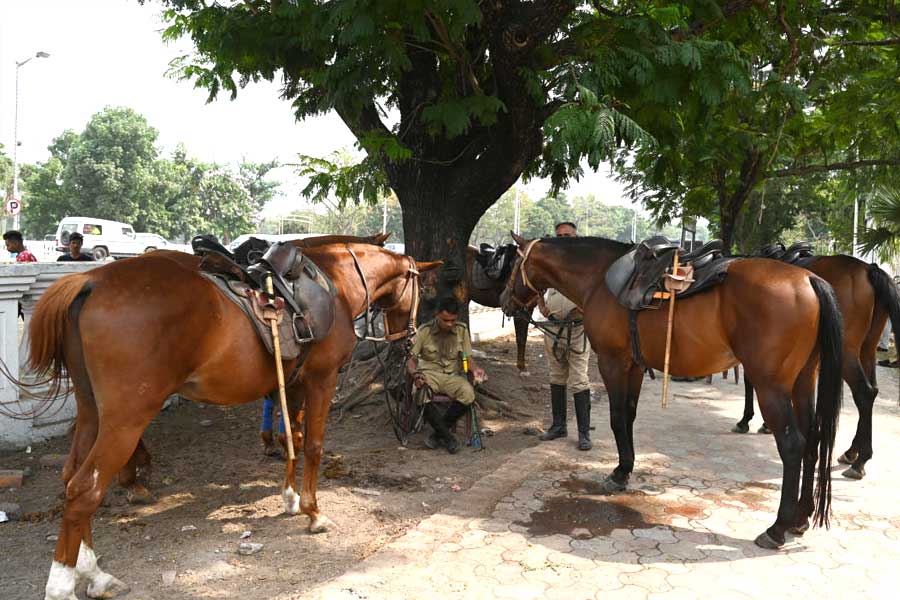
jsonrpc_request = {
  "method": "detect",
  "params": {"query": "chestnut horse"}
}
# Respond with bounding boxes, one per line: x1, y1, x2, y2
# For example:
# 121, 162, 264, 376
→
501, 234, 843, 549
735, 256, 900, 480
28, 241, 440, 600
465, 245, 533, 372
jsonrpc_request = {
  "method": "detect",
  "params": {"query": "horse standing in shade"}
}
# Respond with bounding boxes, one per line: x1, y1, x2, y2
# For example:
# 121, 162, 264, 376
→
25, 240, 440, 600
735, 255, 900, 480
501, 233, 843, 549
466, 245, 534, 372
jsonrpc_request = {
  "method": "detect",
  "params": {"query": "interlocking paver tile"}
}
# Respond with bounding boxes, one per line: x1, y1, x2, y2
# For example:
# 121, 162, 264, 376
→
305, 373, 900, 600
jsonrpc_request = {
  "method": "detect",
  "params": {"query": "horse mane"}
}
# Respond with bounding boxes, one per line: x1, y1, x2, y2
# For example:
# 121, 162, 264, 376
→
291, 233, 387, 250
539, 235, 633, 254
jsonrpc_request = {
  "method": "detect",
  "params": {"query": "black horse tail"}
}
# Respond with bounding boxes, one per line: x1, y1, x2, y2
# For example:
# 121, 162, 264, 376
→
810, 276, 844, 528
867, 264, 900, 400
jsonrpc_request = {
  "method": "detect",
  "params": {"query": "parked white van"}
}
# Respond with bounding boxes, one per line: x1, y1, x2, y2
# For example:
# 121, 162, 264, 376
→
55, 217, 146, 260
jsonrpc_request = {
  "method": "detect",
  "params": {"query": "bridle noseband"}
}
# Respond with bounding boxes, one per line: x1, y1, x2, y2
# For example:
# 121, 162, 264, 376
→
505, 239, 541, 310
347, 246, 420, 342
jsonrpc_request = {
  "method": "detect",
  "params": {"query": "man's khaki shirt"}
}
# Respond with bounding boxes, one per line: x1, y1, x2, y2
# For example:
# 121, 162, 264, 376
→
411, 320, 473, 375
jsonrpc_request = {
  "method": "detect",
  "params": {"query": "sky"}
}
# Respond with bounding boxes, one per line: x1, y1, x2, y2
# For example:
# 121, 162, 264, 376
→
0, 0, 637, 219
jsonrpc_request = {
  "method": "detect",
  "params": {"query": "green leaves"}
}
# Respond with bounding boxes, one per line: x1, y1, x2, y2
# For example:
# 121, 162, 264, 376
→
421, 95, 506, 137
861, 187, 900, 262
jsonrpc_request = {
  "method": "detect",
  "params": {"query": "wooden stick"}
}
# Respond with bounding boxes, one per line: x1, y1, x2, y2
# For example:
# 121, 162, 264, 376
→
266, 273, 295, 461
661, 251, 679, 408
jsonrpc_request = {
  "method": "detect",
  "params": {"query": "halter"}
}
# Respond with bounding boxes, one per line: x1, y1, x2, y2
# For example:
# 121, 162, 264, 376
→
505, 239, 542, 309
347, 246, 420, 342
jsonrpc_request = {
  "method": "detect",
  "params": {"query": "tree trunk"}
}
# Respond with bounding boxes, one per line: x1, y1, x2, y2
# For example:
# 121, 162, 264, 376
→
397, 181, 486, 323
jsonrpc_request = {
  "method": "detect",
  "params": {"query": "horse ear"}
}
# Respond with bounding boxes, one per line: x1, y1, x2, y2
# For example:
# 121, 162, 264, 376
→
373, 232, 390, 245
511, 232, 529, 247
416, 260, 443, 273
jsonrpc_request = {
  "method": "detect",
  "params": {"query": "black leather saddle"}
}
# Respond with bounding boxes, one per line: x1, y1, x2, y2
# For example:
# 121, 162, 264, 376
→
472, 243, 516, 289
753, 241, 815, 265
606, 236, 735, 311
193, 237, 336, 350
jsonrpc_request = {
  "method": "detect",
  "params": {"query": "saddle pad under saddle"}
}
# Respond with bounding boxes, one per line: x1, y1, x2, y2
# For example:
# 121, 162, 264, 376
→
203, 273, 308, 361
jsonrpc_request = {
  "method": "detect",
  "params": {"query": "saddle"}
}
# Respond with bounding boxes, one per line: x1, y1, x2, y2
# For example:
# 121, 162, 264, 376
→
472, 244, 516, 290
192, 237, 336, 360
605, 236, 737, 311
754, 241, 815, 265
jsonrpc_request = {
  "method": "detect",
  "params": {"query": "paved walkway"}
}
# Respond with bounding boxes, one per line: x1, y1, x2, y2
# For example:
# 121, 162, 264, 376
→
297, 369, 900, 600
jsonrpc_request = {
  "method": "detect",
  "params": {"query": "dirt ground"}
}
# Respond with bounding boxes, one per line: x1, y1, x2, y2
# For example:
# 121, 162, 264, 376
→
0, 333, 605, 600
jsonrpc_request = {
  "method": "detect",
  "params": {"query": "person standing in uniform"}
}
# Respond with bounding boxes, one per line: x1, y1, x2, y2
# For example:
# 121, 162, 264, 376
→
56, 232, 94, 262
407, 297, 486, 454
537, 221, 593, 450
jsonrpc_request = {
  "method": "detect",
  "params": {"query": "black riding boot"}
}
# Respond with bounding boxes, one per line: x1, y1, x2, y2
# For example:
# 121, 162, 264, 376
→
441, 401, 468, 454
540, 384, 568, 441
573, 389, 592, 451
423, 403, 452, 451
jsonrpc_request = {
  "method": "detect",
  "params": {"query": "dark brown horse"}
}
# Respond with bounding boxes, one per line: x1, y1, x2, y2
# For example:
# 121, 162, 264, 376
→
465, 245, 534, 372
501, 234, 843, 549
734, 256, 900, 480
28, 240, 440, 599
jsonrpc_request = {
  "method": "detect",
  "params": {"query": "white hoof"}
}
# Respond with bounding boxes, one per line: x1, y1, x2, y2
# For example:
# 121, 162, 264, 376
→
45, 561, 77, 600
76, 542, 129, 598
518, 370, 531, 378
309, 514, 335, 534
282, 486, 301, 515
87, 572, 129, 599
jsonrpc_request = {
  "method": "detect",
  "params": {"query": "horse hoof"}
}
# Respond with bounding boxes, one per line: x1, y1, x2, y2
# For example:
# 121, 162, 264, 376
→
518, 370, 531, 378
598, 475, 627, 494
731, 423, 750, 434
837, 451, 858, 465
757, 424, 772, 434
789, 521, 810, 536
282, 487, 301, 515
842, 465, 865, 480
309, 515, 335, 534
86, 573, 129, 598
754, 531, 783, 549
125, 485, 155, 505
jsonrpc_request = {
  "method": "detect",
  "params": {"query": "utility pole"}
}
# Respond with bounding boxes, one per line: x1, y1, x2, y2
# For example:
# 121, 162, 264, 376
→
382, 197, 388, 233
11, 51, 51, 231
513, 187, 521, 235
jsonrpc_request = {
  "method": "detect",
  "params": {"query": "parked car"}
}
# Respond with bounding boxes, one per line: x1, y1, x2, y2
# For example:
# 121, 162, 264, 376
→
384, 242, 405, 254
135, 233, 192, 254
55, 217, 147, 260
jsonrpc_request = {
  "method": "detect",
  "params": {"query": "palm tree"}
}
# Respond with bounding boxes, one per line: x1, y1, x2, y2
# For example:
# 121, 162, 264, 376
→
860, 187, 900, 263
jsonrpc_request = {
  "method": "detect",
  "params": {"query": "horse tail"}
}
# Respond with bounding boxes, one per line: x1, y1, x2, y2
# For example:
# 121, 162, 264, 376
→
810, 276, 843, 528
867, 264, 900, 401
28, 272, 94, 405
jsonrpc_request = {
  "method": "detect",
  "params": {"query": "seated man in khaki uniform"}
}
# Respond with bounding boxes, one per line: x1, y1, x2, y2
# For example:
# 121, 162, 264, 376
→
407, 297, 486, 454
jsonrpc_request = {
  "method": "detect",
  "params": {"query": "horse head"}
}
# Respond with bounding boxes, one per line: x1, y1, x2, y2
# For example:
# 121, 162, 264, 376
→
366, 248, 442, 340
500, 232, 542, 316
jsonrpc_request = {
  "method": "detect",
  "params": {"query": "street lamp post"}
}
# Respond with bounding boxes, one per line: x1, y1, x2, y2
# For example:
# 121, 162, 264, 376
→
11, 51, 50, 230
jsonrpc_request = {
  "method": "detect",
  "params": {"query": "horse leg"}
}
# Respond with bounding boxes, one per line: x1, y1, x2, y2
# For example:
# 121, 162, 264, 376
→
791, 360, 818, 535
732, 374, 755, 434
118, 437, 154, 504
839, 357, 875, 479
598, 366, 639, 493
280, 390, 304, 516
295, 374, 337, 533
45, 421, 150, 600
752, 385, 805, 549
514, 312, 530, 374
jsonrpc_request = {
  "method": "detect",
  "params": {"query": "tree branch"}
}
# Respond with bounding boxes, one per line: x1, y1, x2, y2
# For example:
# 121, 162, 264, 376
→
828, 38, 900, 47
769, 158, 900, 178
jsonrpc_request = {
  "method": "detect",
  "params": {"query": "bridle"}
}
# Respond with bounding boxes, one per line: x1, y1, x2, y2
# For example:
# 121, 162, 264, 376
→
347, 246, 420, 342
504, 239, 541, 310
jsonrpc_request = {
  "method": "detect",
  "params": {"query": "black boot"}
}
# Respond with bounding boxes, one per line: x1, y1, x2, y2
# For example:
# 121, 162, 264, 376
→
441, 401, 468, 454
573, 389, 592, 451
423, 403, 450, 450
539, 384, 568, 441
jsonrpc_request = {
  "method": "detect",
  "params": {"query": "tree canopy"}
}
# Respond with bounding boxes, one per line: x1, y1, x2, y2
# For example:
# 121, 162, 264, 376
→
614, 1, 900, 250
152, 0, 749, 272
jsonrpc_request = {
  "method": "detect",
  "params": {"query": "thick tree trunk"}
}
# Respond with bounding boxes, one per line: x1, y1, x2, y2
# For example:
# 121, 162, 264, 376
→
397, 181, 486, 323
